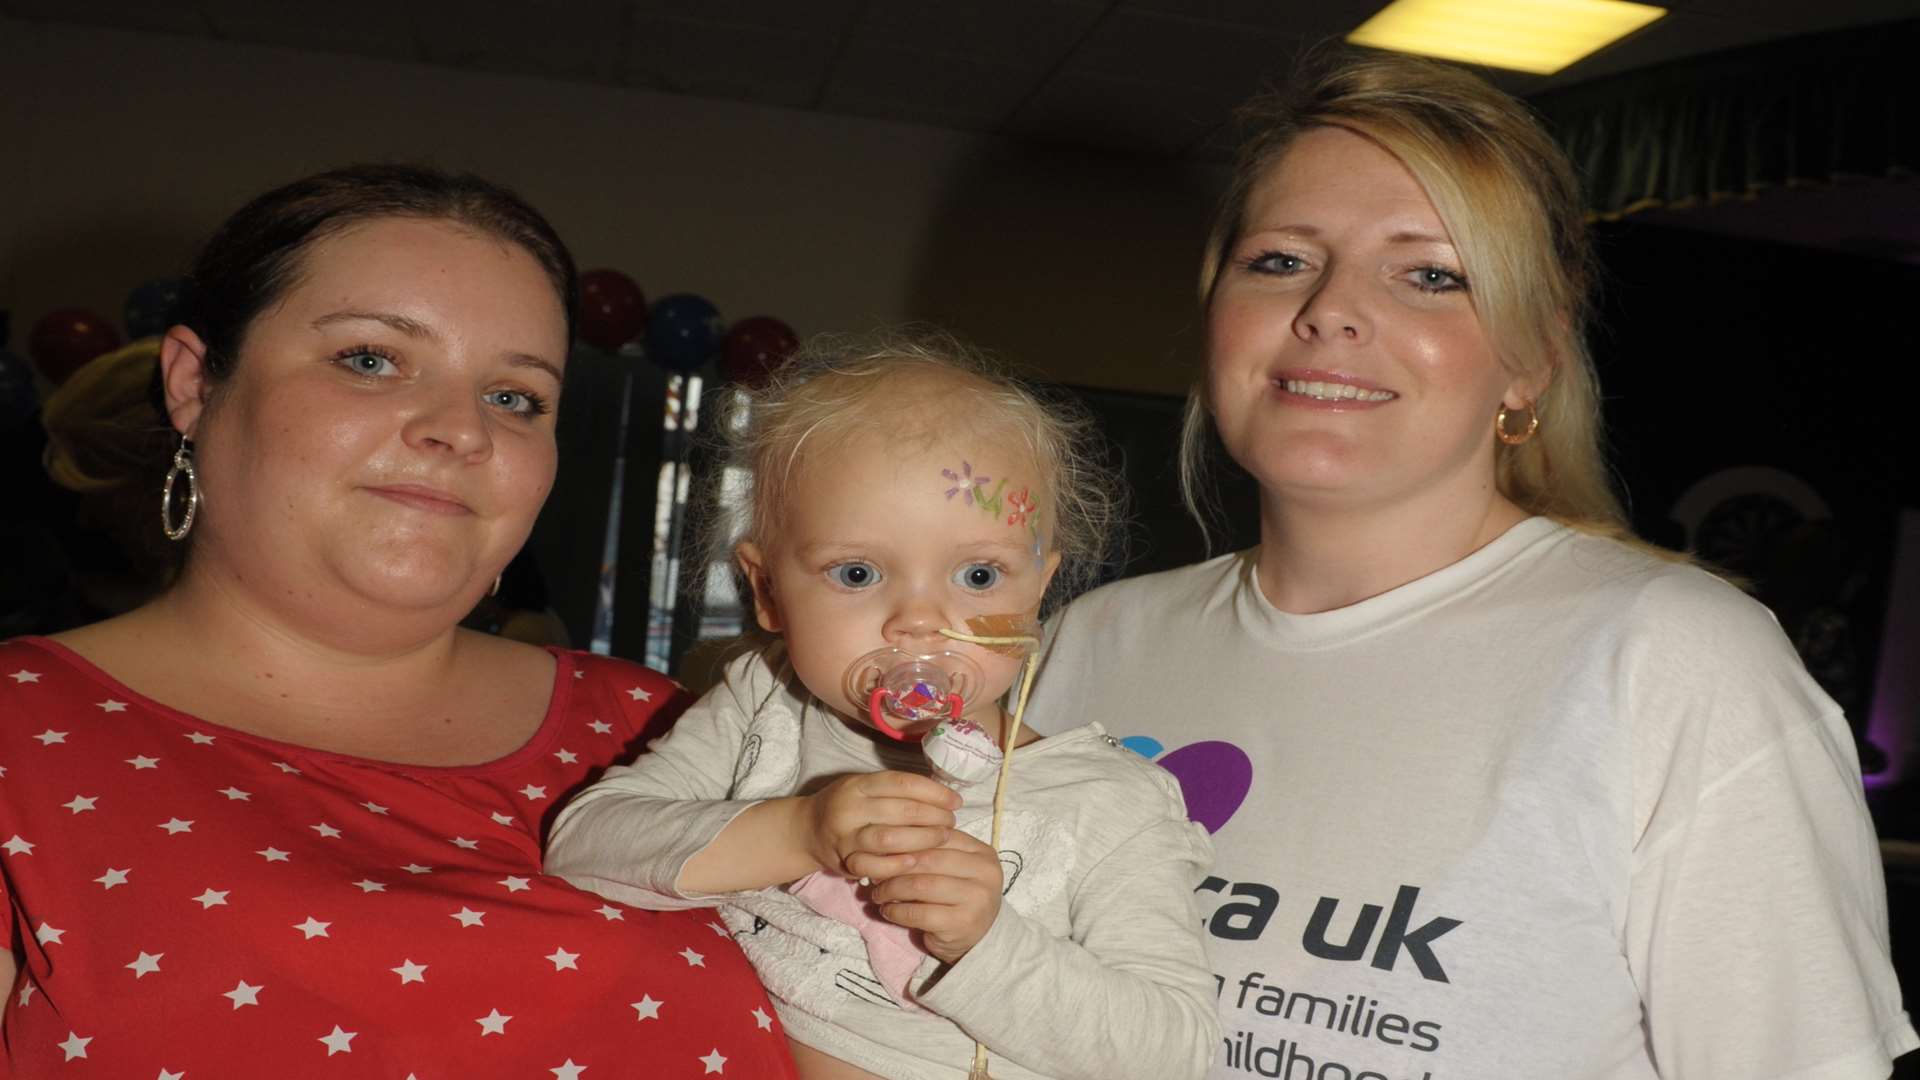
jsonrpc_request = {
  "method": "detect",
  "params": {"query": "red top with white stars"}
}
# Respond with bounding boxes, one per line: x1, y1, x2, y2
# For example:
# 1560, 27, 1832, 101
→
0, 637, 795, 1079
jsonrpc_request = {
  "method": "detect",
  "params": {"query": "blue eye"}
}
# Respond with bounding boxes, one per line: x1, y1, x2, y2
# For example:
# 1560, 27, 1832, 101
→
1409, 266, 1468, 294
830, 562, 879, 589
1247, 251, 1308, 275
485, 388, 551, 417
955, 563, 1001, 591
337, 349, 398, 377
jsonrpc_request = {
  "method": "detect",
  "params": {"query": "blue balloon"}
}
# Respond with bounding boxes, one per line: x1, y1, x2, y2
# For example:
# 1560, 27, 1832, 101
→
124, 277, 185, 340
0, 348, 38, 431
643, 294, 722, 374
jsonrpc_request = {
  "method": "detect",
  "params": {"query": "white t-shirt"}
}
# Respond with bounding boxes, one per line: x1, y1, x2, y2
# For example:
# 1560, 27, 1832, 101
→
1026, 518, 1917, 1080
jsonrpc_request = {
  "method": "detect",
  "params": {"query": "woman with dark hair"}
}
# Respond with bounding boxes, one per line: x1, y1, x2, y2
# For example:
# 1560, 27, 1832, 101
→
1027, 53, 1916, 1078
0, 165, 796, 1077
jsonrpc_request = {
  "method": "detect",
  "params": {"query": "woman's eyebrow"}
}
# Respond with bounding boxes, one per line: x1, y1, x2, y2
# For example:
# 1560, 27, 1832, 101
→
313, 309, 563, 383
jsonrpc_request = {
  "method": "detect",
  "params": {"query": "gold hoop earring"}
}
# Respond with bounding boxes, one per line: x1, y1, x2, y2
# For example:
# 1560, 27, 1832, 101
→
1495, 402, 1539, 446
161, 438, 199, 541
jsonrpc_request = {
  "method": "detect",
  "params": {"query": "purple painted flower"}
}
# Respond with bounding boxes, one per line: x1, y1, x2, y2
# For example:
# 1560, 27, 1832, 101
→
941, 461, 989, 505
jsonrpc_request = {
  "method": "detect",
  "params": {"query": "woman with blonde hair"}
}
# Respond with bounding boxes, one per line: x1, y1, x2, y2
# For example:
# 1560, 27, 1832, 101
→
1027, 50, 1915, 1078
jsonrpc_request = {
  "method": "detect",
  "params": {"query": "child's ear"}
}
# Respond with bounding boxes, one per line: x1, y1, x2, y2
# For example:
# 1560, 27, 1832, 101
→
734, 542, 783, 634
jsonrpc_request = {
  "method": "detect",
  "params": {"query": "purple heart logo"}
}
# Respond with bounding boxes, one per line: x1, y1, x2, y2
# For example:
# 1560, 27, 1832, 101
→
1153, 741, 1253, 834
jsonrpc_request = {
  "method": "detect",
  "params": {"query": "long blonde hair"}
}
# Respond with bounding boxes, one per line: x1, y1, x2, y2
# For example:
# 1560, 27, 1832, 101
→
1184, 50, 1640, 547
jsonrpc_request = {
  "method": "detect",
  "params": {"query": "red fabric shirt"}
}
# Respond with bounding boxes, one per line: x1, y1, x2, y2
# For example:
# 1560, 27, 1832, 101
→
0, 637, 796, 1079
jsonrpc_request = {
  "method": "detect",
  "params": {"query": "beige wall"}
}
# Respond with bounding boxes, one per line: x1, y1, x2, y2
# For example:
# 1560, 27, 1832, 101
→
0, 16, 1221, 396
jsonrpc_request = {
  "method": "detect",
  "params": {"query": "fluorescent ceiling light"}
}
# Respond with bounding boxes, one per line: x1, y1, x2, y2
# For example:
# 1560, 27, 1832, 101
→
1347, 0, 1666, 75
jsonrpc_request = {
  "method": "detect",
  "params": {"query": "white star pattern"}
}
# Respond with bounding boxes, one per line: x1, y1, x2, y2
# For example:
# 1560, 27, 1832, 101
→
0, 645, 786, 1076
625, 686, 652, 702
318, 1025, 356, 1055
707, 920, 731, 938
752, 1007, 773, 1031
701, 1049, 727, 1074
58, 1031, 91, 1061
8, 669, 39, 683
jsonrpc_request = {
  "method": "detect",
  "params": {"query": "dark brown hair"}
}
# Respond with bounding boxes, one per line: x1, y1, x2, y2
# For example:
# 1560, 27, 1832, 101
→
178, 163, 577, 381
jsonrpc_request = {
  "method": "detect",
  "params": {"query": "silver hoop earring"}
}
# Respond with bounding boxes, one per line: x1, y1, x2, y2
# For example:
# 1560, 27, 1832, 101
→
161, 438, 199, 541
490, 574, 502, 598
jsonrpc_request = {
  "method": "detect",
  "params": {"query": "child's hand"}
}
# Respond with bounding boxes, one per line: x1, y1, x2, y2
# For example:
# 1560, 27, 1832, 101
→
802, 770, 959, 878
868, 829, 1004, 965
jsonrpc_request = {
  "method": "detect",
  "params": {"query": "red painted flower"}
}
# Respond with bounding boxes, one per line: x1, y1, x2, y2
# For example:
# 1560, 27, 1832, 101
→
1006, 488, 1037, 526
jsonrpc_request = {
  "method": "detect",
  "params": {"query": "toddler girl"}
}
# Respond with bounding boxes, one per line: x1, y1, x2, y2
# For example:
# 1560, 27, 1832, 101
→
547, 329, 1216, 1080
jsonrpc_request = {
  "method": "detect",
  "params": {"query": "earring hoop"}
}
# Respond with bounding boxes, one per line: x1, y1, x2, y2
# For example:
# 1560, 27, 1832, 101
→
1495, 402, 1539, 446
490, 574, 502, 598
161, 438, 199, 541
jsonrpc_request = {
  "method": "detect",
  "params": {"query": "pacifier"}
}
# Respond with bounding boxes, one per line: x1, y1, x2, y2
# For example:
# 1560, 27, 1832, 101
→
842, 647, 987, 742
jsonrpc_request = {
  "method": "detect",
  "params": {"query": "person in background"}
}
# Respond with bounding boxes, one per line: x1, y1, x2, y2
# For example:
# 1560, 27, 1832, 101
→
0, 163, 794, 1078
1025, 51, 1917, 1079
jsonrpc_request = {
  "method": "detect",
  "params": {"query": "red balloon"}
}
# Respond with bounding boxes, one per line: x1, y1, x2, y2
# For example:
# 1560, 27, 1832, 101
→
722, 316, 800, 389
28, 308, 122, 385
575, 268, 647, 352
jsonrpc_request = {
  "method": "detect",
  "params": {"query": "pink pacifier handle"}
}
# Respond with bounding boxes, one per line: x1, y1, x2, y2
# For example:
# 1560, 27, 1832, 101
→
868, 686, 967, 742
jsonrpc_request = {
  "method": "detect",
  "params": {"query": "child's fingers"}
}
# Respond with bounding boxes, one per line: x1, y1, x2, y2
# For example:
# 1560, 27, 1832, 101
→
852, 822, 949, 855
870, 863, 999, 907
854, 770, 962, 810
842, 849, 918, 882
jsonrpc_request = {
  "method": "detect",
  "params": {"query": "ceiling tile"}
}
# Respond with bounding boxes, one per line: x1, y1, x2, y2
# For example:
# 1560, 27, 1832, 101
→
1067, 8, 1301, 94
200, 0, 416, 61
1117, 0, 1389, 36
626, 14, 840, 109
1531, 10, 1797, 88
852, 0, 1104, 70
412, 0, 626, 82
1, 0, 206, 36
628, 0, 860, 36
821, 41, 1037, 130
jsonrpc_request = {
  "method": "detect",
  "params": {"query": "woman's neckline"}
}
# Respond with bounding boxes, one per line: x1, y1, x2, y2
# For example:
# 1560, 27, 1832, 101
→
14, 634, 575, 775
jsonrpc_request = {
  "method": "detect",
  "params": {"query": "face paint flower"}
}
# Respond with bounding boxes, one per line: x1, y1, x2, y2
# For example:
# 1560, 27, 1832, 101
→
941, 461, 990, 505
1005, 488, 1036, 527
